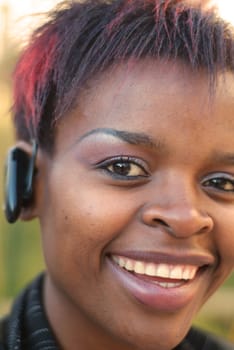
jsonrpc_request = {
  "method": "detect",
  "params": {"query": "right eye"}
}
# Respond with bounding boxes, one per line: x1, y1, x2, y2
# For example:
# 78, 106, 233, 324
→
96, 156, 150, 180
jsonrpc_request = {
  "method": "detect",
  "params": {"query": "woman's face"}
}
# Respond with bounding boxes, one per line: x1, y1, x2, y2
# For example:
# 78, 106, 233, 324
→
36, 60, 234, 350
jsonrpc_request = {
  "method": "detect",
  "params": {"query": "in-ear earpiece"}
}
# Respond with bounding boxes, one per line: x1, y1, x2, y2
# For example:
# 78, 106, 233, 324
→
4, 141, 38, 223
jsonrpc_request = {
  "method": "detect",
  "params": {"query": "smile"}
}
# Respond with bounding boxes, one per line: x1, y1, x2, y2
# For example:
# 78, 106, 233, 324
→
108, 252, 213, 312
111, 255, 197, 288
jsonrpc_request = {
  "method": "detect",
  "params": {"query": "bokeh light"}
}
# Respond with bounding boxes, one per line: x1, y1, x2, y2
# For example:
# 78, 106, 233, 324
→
214, 0, 234, 25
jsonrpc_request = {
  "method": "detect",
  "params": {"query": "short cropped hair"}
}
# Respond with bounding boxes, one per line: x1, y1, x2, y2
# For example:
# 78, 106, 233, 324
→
13, 0, 234, 151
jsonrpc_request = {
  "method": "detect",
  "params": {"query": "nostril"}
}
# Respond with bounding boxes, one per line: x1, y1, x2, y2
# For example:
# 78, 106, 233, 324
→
198, 225, 210, 235
153, 218, 170, 227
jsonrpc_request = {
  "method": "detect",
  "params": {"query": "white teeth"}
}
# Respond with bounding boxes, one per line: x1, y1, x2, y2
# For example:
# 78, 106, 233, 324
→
157, 264, 170, 278
170, 265, 183, 279
182, 267, 191, 280
157, 282, 167, 288
125, 259, 134, 271
134, 261, 145, 274
119, 257, 125, 267
167, 282, 179, 288
189, 267, 197, 279
153, 281, 185, 288
112, 255, 198, 282
145, 263, 156, 276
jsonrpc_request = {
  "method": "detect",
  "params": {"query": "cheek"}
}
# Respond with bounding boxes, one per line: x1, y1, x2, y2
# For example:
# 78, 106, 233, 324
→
212, 210, 234, 281
59, 187, 138, 244
216, 228, 234, 270
39, 173, 140, 273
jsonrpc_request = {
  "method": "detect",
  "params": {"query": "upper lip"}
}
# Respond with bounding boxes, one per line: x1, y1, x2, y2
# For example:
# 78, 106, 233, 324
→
108, 250, 216, 267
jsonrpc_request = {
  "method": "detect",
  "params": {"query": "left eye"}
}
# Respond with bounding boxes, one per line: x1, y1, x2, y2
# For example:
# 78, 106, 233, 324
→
98, 157, 149, 178
107, 162, 146, 177
202, 177, 234, 192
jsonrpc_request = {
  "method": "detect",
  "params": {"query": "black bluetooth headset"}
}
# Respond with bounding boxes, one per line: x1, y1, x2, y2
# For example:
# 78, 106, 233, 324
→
4, 141, 38, 223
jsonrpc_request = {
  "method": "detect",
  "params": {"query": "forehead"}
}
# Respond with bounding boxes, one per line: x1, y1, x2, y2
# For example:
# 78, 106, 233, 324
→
56, 59, 234, 151
82, 59, 234, 120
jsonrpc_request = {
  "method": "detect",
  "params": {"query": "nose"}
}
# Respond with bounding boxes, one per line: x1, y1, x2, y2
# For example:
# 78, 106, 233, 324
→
140, 179, 214, 239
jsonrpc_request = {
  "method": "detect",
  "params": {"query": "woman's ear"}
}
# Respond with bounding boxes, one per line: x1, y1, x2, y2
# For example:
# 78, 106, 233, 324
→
4, 140, 44, 223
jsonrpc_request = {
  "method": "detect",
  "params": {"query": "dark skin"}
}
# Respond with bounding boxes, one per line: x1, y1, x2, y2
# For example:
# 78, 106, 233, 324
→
20, 60, 234, 350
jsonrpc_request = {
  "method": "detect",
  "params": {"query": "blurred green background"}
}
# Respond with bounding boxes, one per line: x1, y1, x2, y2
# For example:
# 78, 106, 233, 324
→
0, 0, 233, 344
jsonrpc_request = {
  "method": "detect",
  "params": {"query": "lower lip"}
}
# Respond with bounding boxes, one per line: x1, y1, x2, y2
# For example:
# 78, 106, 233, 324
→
107, 257, 205, 312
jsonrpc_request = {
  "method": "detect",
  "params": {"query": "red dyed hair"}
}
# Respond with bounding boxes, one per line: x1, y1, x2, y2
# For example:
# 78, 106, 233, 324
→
13, 0, 234, 151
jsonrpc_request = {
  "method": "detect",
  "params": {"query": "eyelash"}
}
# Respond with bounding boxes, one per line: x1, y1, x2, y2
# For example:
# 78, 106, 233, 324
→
94, 157, 234, 194
202, 175, 234, 193
95, 156, 150, 180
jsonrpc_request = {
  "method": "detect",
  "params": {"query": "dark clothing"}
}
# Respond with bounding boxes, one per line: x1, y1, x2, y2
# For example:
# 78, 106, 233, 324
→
0, 275, 233, 349
0, 275, 57, 350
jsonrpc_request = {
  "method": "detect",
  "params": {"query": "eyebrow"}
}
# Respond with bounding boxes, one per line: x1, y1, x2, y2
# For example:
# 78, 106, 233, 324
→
77, 128, 165, 151
210, 151, 234, 165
